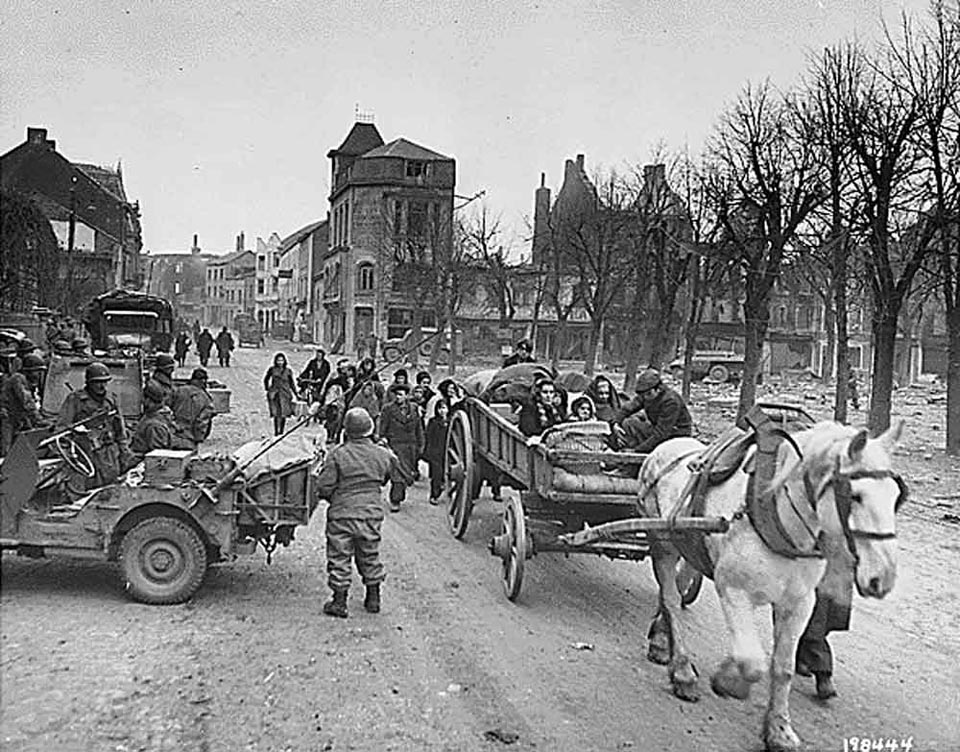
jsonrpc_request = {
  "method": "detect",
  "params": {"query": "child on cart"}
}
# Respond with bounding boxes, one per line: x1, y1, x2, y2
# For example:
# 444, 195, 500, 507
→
423, 399, 450, 506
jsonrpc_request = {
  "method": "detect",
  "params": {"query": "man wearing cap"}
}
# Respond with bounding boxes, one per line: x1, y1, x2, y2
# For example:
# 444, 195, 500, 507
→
131, 381, 194, 459
170, 368, 216, 448
0, 353, 49, 455
148, 353, 177, 407
503, 339, 535, 368
612, 369, 693, 452
378, 382, 424, 512
315, 406, 402, 618
56, 362, 133, 486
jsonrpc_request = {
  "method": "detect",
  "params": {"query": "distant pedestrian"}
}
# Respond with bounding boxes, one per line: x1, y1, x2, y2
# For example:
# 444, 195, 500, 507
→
264, 352, 299, 436
192, 320, 201, 344
197, 328, 214, 367
503, 339, 534, 368
174, 332, 191, 368
848, 369, 861, 411
215, 327, 235, 367
423, 399, 450, 505
315, 407, 402, 619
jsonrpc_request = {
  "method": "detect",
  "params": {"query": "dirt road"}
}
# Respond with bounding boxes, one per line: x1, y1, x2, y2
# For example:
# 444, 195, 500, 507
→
2, 346, 958, 751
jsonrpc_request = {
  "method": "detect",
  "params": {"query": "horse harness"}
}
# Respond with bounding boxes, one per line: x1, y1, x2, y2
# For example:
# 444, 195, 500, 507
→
652, 406, 908, 575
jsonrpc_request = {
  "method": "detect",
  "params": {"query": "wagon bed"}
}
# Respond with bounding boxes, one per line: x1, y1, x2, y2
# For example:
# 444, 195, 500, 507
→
444, 396, 728, 601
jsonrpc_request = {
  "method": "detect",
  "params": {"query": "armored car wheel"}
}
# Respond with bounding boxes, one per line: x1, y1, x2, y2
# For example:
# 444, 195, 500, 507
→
445, 410, 476, 539
54, 434, 96, 478
120, 517, 208, 605
677, 559, 704, 608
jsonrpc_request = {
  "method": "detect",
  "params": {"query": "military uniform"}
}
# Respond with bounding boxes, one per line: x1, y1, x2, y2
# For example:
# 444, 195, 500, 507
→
170, 383, 215, 447
615, 385, 692, 452
315, 436, 399, 594
130, 407, 193, 458
55, 388, 131, 487
148, 369, 175, 406
1, 372, 44, 446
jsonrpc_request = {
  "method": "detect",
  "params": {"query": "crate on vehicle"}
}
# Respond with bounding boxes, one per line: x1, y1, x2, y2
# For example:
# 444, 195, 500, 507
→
144, 449, 193, 485
209, 387, 231, 414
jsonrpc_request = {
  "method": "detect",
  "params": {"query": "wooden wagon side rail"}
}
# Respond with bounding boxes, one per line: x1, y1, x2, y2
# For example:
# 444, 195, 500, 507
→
466, 397, 531, 488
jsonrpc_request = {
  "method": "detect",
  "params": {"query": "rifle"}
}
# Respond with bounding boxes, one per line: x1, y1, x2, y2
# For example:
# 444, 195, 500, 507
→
38, 408, 120, 449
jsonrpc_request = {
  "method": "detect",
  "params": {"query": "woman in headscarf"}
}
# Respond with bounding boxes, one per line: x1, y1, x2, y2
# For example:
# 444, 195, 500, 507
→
584, 375, 622, 423
518, 378, 564, 437
264, 352, 299, 436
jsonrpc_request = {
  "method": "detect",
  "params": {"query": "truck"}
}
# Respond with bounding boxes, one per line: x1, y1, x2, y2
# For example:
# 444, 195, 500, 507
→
234, 313, 265, 348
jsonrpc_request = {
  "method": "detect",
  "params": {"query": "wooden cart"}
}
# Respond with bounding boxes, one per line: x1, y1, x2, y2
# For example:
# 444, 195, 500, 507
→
443, 397, 729, 602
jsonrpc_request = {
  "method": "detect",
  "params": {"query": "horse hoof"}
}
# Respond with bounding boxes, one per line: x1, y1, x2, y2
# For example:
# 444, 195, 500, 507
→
647, 632, 671, 665
673, 680, 700, 703
764, 717, 801, 752
711, 669, 751, 700
815, 674, 837, 700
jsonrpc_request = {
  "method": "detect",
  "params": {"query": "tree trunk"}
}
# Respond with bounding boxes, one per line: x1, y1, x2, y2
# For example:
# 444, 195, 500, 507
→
551, 319, 566, 372
946, 306, 960, 455
584, 320, 601, 377
737, 296, 769, 421
868, 312, 898, 434
647, 306, 674, 370
823, 307, 836, 384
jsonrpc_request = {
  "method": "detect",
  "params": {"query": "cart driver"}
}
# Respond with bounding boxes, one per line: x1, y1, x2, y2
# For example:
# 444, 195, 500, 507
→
611, 369, 692, 452
56, 361, 134, 487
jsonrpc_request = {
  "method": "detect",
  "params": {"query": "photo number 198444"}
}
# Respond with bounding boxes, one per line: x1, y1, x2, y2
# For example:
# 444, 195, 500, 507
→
843, 737, 915, 752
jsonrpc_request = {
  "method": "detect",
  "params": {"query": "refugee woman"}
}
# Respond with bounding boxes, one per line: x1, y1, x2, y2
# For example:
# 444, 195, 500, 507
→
264, 352, 299, 436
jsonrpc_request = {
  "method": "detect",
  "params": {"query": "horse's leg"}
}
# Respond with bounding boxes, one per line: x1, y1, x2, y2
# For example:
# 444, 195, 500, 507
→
764, 591, 816, 752
648, 542, 700, 702
712, 586, 765, 700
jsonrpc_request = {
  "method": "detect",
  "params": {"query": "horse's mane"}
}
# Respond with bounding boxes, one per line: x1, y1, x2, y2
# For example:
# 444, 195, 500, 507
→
766, 421, 859, 496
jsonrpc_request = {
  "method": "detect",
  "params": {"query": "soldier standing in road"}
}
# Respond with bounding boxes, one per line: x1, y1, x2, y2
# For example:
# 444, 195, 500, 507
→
130, 381, 194, 459
148, 353, 177, 406
315, 407, 401, 618
215, 326, 235, 367
378, 382, 423, 512
1, 353, 49, 453
56, 362, 133, 487
170, 368, 215, 449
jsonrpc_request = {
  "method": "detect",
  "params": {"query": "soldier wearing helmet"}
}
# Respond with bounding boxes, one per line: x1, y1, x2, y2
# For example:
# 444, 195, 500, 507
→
314, 407, 403, 619
0, 352, 49, 454
55, 361, 133, 486
148, 352, 177, 406
130, 381, 193, 459
611, 368, 692, 452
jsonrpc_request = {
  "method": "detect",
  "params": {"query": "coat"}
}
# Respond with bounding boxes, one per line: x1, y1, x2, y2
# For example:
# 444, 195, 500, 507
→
130, 407, 193, 458
55, 388, 131, 486
315, 437, 400, 520
215, 330, 234, 354
379, 401, 424, 449
615, 385, 692, 453
423, 416, 449, 464
197, 331, 214, 356
170, 384, 215, 445
264, 365, 298, 418
518, 400, 563, 437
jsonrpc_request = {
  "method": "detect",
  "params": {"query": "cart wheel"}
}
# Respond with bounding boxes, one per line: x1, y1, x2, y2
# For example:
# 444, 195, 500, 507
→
444, 410, 475, 539
499, 492, 527, 601
120, 517, 208, 605
677, 559, 703, 608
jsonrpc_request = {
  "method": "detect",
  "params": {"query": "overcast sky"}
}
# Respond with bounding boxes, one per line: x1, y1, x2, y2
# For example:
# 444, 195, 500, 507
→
1, 0, 932, 256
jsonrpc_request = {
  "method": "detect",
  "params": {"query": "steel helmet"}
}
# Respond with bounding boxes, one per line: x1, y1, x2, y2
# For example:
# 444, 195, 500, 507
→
155, 353, 176, 371
85, 362, 112, 382
142, 381, 166, 404
190, 367, 208, 383
343, 407, 375, 439
16, 337, 36, 355
20, 353, 47, 371
635, 369, 662, 394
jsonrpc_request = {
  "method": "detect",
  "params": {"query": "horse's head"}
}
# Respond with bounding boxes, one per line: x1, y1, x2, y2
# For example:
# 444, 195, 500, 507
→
814, 421, 907, 599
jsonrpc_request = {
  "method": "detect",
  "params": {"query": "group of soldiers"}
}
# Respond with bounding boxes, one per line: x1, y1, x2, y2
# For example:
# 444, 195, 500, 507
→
0, 337, 216, 491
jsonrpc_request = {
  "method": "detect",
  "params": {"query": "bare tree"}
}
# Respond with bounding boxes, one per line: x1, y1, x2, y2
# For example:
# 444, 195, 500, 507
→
708, 81, 826, 419
460, 205, 518, 326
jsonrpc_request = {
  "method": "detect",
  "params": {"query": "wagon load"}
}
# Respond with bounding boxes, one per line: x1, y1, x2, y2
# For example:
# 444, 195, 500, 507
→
479, 363, 555, 404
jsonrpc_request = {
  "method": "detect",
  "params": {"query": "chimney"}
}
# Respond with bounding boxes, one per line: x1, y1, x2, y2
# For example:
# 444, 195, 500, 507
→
236, 232, 245, 252
532, 172, 552, 265
27, 127, 48, 145
45, 139, 56, 151
576, 154, 585, 171
191, 233, 200, 255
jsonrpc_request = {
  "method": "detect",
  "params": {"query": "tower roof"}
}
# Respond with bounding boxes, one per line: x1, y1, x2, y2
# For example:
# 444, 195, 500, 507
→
359, 138, 449, 161
329, 122, 384, 158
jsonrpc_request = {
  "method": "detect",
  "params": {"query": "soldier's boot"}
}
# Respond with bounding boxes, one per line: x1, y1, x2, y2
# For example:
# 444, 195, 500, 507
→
364, 584, 381, 614
323, 588, 348, 618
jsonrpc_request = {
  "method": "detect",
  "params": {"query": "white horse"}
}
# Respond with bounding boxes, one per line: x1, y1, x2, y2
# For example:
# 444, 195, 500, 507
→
638, 420, 906, 752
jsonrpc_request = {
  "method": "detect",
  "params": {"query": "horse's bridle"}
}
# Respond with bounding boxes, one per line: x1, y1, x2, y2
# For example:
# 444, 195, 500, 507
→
820, 460, 909, 560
